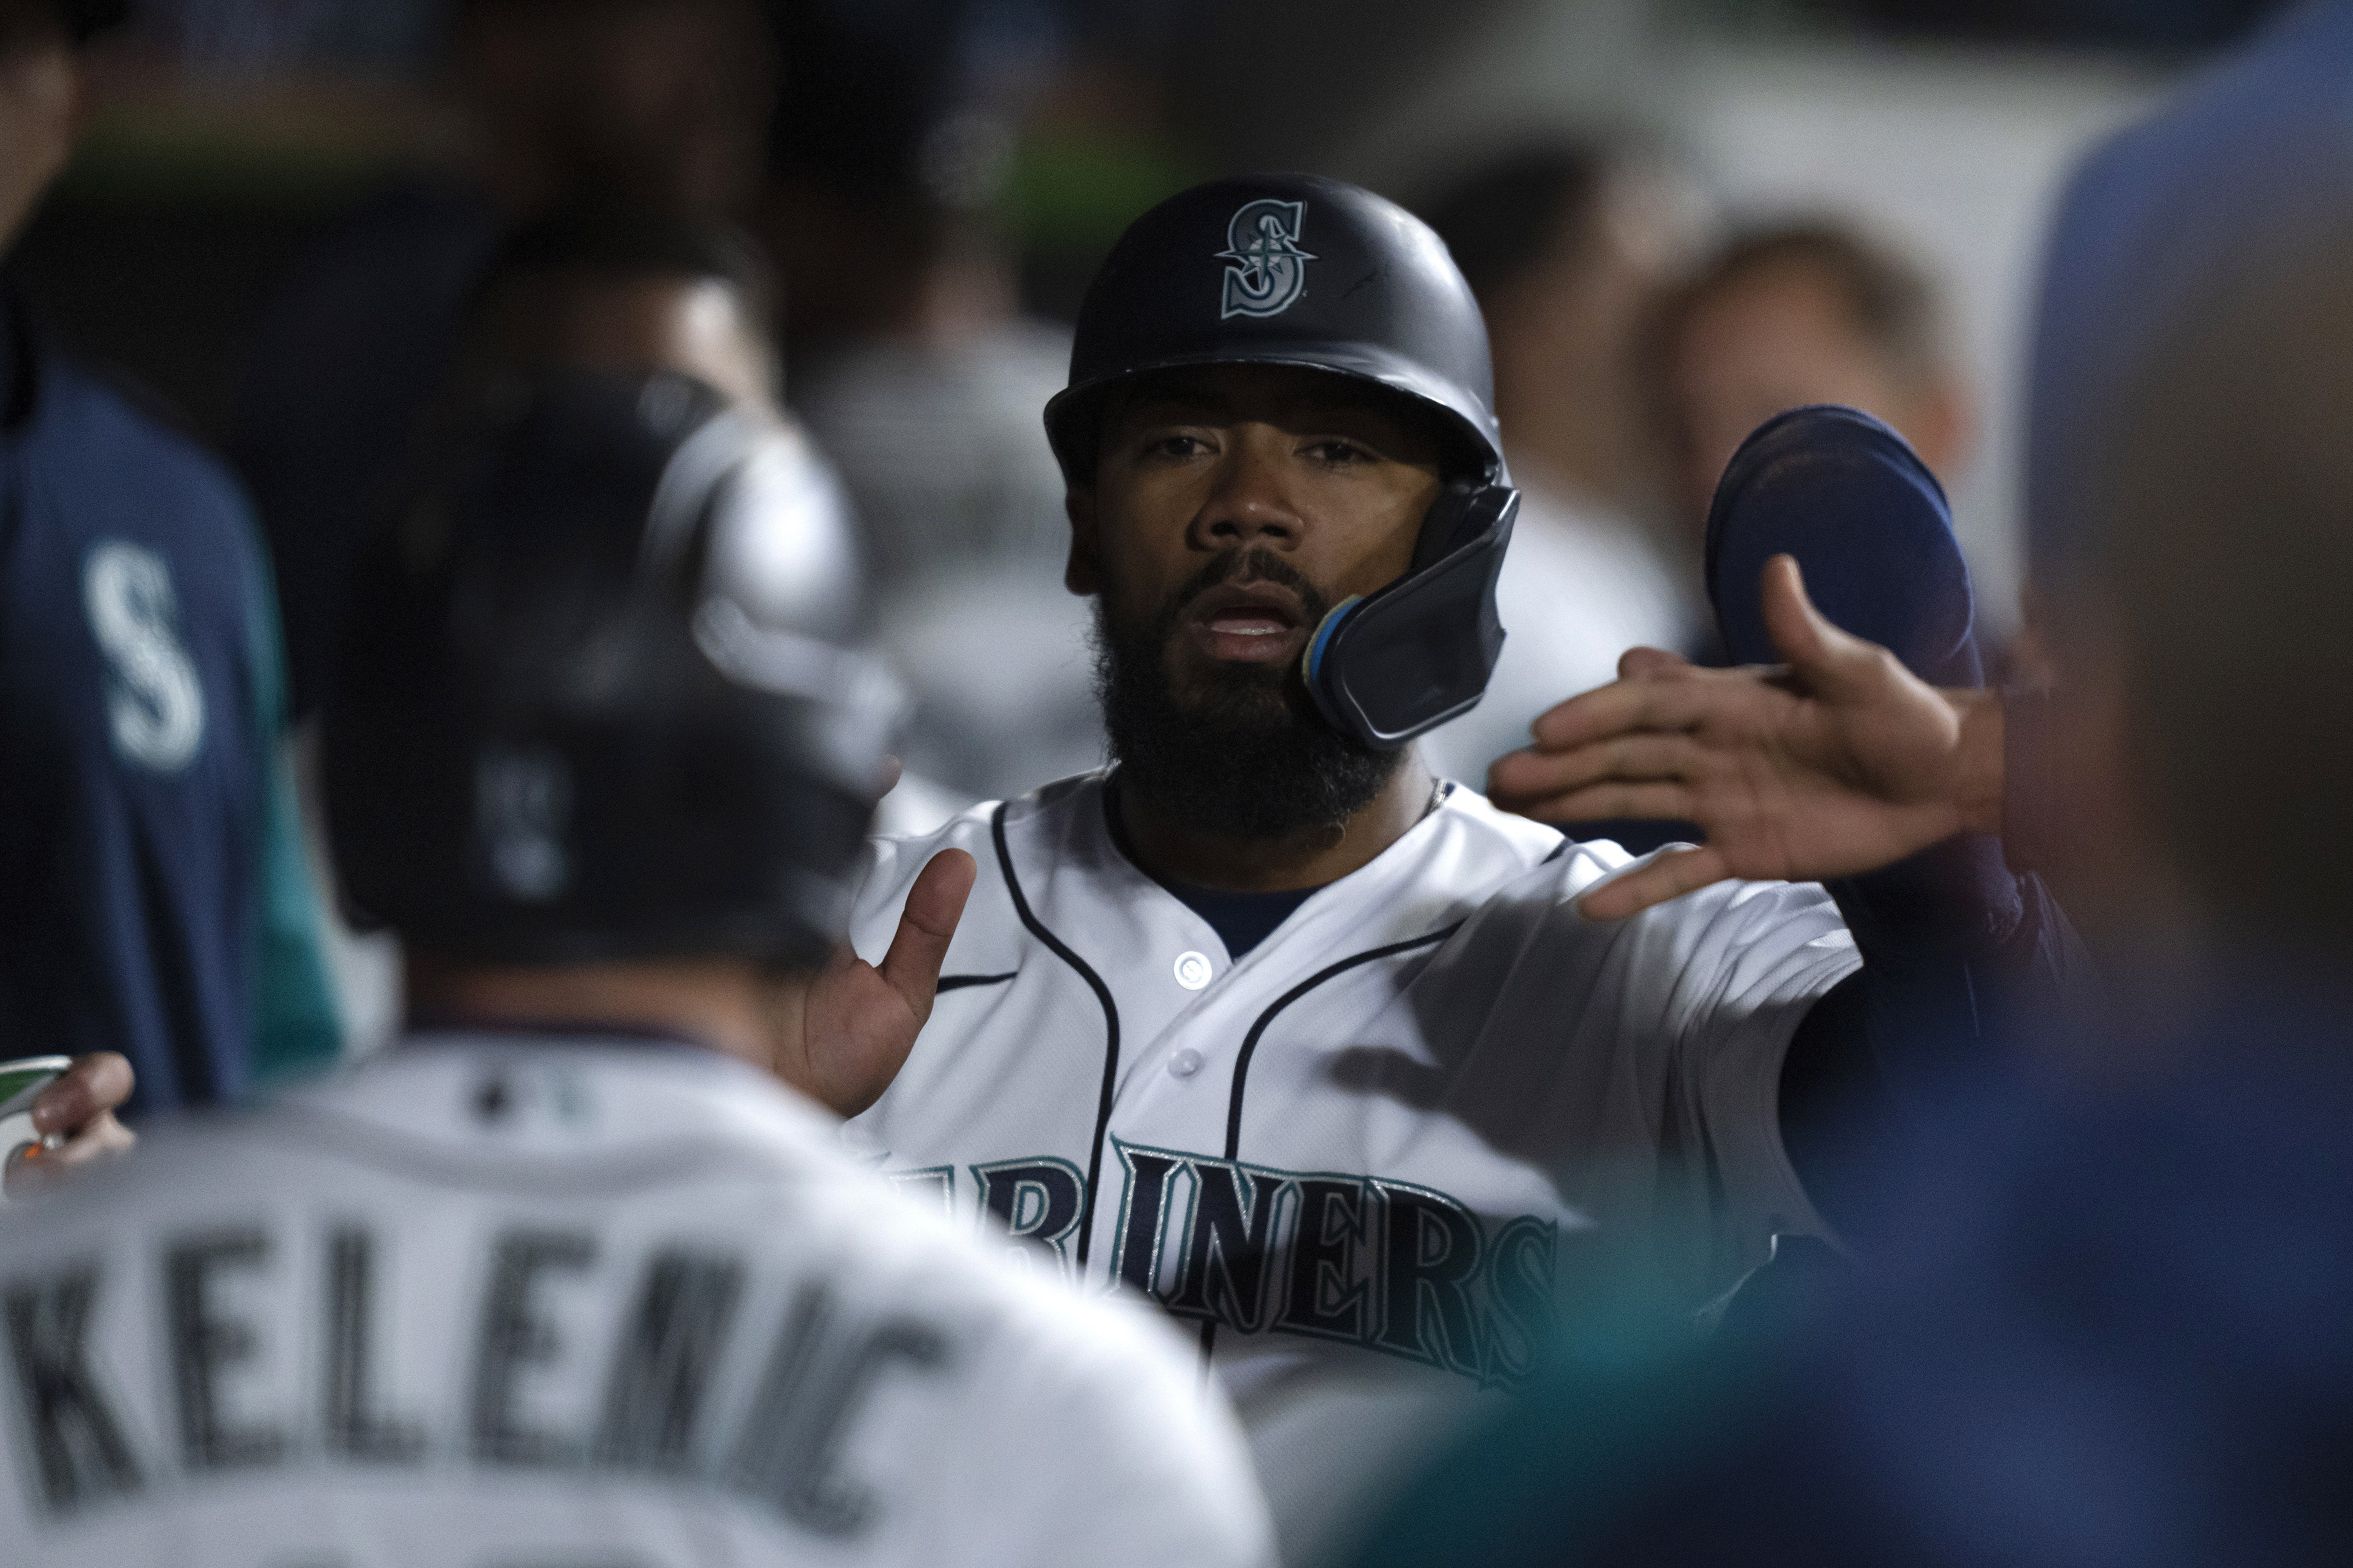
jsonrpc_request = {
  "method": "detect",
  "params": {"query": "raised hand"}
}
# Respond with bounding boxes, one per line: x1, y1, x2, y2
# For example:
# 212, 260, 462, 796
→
768, 849, 977, 1116
1486, 556, 2003, 920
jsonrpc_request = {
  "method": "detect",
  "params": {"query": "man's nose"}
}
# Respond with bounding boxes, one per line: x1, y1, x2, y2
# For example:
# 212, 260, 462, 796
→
1190, 440, 1303, 550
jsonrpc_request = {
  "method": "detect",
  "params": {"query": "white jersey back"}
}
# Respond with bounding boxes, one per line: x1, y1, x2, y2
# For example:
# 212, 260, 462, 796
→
844, 773, 1858, 1559
0, 1036, 1272, 1567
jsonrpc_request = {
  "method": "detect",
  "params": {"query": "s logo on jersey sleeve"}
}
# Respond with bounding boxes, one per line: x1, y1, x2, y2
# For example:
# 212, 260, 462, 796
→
82, 542, 206, 774
1218, 199, 1316, 320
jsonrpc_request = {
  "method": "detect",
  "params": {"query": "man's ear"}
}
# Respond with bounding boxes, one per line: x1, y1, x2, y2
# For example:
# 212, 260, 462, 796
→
1065, 487, 1101, 596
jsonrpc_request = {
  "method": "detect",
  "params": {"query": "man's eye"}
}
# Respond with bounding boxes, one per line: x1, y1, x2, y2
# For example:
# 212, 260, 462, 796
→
1305, 439, 1370, 465
1149, 434, 1211, 458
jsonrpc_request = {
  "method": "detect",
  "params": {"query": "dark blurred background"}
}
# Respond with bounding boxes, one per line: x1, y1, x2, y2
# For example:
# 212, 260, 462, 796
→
13, 0, 2285, 630
11, 0, 2293, 1046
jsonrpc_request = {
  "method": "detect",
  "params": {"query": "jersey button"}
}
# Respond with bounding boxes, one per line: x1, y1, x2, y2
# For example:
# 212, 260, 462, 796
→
1168, 1048, 1205, 1079
1173, 951, 1214, 990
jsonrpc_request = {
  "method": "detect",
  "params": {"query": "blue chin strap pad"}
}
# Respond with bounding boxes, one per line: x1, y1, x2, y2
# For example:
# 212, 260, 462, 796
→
1304, 484, 1517, 751
1706, 404, 1983, 687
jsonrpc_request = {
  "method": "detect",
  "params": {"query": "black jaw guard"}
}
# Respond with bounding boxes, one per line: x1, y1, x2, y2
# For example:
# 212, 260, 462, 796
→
1302, 479, 1516, 751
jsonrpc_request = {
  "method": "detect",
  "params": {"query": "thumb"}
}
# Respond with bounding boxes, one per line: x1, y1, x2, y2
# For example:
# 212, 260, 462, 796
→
1759, 555, 1877, 695
877, 849, 977, 1023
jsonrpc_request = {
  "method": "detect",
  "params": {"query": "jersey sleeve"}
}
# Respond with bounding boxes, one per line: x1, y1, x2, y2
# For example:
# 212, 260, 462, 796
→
237, 512, 343, 1087
1635, 870, 1861, 1292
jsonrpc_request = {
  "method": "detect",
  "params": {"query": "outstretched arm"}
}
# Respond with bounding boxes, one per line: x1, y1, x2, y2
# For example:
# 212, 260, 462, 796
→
1493, 555, 2090, 1237
1487, 555, 2006, 919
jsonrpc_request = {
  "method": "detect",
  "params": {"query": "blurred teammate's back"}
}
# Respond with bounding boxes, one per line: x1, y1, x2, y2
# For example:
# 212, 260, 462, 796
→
1, 367, 1274, 1567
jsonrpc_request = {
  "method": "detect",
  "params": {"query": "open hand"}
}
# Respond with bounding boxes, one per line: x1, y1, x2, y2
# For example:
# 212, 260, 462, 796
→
7, 1053, 137, 1195
1487, 556, 2001, 919
768, 849, 977, 1116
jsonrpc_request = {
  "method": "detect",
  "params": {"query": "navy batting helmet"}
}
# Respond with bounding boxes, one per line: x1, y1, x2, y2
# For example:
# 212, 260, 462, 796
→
1045, 173, 1518, 752
323, 370, 899, 969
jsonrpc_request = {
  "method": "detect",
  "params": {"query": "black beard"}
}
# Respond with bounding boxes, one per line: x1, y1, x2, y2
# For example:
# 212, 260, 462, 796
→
1093, 548, 1403, 840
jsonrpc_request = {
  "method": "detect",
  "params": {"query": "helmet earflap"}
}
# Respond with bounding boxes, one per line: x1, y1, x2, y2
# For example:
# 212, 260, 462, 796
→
1303, 480, 1517, 750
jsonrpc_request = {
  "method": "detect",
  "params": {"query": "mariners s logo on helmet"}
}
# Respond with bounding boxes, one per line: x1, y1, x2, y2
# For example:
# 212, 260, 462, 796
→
1218, 199, 1315, 320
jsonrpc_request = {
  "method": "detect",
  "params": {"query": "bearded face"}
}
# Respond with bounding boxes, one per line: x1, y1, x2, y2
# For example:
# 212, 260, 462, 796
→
1067, 365, 1447, 843
1093, 546, 1402, 841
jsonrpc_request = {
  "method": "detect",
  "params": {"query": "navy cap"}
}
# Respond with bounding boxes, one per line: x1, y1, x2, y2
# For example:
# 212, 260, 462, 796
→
1706, 404, 1983, 687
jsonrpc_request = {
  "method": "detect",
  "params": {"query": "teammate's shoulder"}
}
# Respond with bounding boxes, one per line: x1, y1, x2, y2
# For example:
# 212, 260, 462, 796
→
1430, 781, 1577, 871
28, 338, 256, 521
861, 769, 1106, 865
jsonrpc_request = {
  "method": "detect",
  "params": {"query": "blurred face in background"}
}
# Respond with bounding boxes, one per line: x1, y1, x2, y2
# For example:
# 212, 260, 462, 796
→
1478, 162, 1709, 513
0, 0, 75, 255
1068, 363, 1443, 838
483, 270, 775, 407
1666, 257, 1971, 528
453, 0, 774, 218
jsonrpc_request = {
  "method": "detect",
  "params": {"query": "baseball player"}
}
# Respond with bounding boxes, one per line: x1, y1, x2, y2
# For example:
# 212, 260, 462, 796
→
0, 371, 1273, 1566
806, 174, 2071, 1558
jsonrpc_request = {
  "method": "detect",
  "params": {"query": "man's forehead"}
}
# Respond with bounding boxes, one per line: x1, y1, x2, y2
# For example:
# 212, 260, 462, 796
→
1116, 364, 1416, 423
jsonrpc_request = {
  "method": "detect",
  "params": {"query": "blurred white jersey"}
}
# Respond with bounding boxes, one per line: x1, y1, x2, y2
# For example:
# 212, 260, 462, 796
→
1421, 483, 1697, 787
0, 1036, 1273, 1568
844, 774, 1858, 1560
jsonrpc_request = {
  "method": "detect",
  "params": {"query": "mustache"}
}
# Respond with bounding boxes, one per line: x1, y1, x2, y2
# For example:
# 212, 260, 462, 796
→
1161, 548, 1334, 631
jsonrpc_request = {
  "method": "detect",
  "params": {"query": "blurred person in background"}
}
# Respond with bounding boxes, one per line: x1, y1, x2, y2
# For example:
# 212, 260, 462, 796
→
766, 0, 1101, 804
1340, 221, 2353, 1568
0, 0, 335, 1113
231, 0, 776, 725
452, 199, 968, 836
323, 199, 965, 1045
2013, 0, 2353, 922
1414, 140, 1705, 803
0, 366, 1276, 1567
463, 201, 782, 409
2027, 0, 2353, 651
1654, 221, 1974, 559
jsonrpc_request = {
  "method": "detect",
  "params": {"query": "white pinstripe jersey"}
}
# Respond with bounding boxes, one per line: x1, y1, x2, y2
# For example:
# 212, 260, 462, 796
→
0, 1037, 1273, 1567
845, 772, 1861, 1556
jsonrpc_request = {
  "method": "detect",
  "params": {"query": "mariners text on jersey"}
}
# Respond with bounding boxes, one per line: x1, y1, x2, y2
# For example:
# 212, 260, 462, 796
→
0, 1037, 1272, 1568
845, 774, 1859, 1539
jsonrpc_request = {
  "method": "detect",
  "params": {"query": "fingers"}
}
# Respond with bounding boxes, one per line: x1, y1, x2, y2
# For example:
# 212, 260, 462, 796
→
1497, 782, 1700, 827
1528, 669, 1722, 752
1758, 555, 1890, 699
5, 1110, 135, 1198
877, 849, 977, 1020
1617, 645, 1692, 680
48, 1112, 134, 1169
1757, 556, 1831, 671
1576, 845, 1732, 921
30, 1053, 133, 1140
1488, 733, 1706, 811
